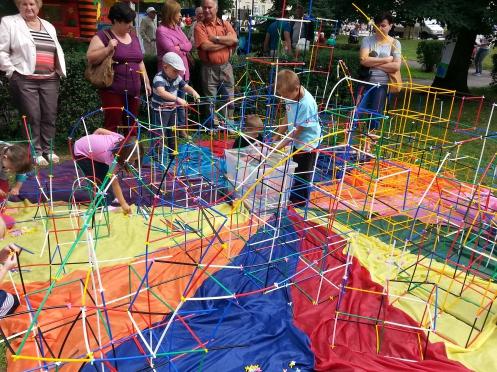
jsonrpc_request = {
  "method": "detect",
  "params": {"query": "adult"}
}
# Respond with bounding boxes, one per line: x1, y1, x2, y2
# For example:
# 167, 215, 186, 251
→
264, 20, 292, 57
473, 35, 492, 76
358, 12, 401, 129
188, 6, 204, 47
348, 24, 360, 44
156, 0, 193, 128
291, 4, 313, 50
0, 0, 66, 166
156, 0, 192, 82
140, 7, 157, 56
194, 0, 238, 122
86, 2, 151, 134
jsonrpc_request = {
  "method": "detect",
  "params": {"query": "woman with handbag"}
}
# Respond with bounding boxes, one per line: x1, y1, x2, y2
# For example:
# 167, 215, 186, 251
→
86, 2, 151, 135
0, 0, 66, 166
358, 12, 402, 131
156, 0, 193, 131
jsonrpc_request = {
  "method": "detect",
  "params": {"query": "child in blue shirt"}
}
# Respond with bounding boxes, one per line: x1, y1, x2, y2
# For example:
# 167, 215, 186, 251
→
274, 69, 321, 206
152, 52, 200, 159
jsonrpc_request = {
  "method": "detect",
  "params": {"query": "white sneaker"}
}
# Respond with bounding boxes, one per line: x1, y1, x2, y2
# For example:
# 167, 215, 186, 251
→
47, 153, 60, 163
35, 155, 48, 166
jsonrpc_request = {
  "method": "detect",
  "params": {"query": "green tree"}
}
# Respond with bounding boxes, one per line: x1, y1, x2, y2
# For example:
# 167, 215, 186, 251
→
268, 0, 333, 19
329, 0, 497, 92
192, 0, 233, 16
0, 0, 16, 17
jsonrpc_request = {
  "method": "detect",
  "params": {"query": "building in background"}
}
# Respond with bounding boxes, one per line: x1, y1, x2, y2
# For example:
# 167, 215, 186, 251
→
235, 0, 272, 20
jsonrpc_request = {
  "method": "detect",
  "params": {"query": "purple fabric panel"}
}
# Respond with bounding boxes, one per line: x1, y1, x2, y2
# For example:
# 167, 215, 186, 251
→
14, 161, 220, 207
97, 30, 144, 96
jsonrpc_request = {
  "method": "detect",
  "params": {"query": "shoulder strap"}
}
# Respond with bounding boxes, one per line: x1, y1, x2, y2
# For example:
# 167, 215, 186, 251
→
103, 30, 112, 42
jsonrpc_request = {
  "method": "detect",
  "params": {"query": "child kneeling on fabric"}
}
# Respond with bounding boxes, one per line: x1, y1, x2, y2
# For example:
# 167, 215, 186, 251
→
232, 114, 264, 149
0, 142, 32, 201
73, 128, 141, 214
0, 219, 20, 317
274, 69, 321, 206
152, 52, 200, 159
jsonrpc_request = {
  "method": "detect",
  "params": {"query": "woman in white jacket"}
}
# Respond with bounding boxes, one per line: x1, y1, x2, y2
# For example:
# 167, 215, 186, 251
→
0, 0, 66, 166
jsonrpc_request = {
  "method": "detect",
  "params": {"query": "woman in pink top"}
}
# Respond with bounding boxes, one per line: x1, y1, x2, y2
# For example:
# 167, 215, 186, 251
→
156, 0, 192, 127
156, 0, 192, 81
73, 128, 141, 214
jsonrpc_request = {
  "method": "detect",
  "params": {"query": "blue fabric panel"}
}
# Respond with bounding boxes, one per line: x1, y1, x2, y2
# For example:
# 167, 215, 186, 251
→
83, 213, 314, 371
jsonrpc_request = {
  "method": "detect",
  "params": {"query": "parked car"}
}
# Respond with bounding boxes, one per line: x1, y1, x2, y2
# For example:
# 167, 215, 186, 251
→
419, 19, 445, 39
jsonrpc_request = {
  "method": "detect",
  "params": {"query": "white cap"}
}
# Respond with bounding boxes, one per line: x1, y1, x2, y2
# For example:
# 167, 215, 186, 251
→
162, 52, 185, 71
146, 7, 156, 14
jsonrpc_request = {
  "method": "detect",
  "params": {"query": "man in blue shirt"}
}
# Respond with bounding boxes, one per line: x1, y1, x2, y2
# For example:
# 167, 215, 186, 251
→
264, 20, 293, 57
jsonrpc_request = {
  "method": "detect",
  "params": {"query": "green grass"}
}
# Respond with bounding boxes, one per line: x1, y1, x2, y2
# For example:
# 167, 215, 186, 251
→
401, 64, 435, 80
398, 38, 420, 61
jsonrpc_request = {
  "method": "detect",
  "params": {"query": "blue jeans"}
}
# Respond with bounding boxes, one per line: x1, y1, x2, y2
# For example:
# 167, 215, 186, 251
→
153, 109, 177, 158
356, 83, 388, 130
474, 48, 489, 74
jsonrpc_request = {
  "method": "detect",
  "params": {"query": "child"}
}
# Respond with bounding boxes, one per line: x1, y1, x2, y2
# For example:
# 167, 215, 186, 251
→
274, 69, 321, 206
0, 244, 19, 318
232, 114, 264, 149
0, 142, 32, 201
152, 52, 200, 158
0, 222, 20, 317
73, 128, 141, 214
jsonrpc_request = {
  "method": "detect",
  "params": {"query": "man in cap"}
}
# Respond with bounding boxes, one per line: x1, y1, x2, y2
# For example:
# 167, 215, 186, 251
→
194, 0, 238, 127
140, 7, 157, 55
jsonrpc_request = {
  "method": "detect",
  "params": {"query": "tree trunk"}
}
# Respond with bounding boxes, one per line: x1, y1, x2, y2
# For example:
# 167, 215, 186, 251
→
432, 29, 477, 93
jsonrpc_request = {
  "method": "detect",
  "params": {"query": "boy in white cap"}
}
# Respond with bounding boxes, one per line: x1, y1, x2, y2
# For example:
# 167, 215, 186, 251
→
152, 52, 200, 158
140, 7, 157, 55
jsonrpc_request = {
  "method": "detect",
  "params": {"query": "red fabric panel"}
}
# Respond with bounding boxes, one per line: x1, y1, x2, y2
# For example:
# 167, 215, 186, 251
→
196, 139, 234, 157
287, 210, 469, 371
0, 179, 8, 201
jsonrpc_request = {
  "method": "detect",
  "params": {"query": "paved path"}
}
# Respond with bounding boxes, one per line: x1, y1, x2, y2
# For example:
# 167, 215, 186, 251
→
406, 60, 493, 88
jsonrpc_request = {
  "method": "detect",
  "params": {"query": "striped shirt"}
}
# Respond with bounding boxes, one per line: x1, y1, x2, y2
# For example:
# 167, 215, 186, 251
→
151, 71, 186, 111
0, 290, 16, 317
29, 29, 56, 78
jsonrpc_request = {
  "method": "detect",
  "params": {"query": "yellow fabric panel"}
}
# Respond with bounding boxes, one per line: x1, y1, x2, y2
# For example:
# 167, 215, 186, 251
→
2, 201, 250, 283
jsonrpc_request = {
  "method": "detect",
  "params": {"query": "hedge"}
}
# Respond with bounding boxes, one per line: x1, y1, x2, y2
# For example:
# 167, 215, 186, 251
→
0, 40, 361, 146
0, 39, 99, 146
492, 53, 497, 89
416, 40, 443, 72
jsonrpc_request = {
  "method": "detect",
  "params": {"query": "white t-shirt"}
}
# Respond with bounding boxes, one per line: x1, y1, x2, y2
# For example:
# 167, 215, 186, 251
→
361, 35, 401, 84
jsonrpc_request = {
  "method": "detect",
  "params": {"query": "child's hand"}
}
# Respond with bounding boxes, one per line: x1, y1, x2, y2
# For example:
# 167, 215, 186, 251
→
3, 252, 18, 271
0, 189, 6, 198
8, 244, 20, 254
10, 185, 21, 196
192, 92, 201, 102
121, 203, 132, 215
176, 98, 188, 107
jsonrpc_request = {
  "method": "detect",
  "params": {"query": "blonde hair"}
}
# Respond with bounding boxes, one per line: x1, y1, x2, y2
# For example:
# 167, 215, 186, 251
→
276, 69, 300, 95
244, 114, 263, 133
161, 0, 181, 27
15, 0, 43, 9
